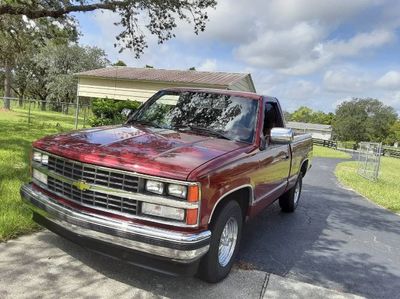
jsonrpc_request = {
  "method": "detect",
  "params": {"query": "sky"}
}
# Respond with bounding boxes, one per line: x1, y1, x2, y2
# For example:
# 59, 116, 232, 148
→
75, 0, 400, 113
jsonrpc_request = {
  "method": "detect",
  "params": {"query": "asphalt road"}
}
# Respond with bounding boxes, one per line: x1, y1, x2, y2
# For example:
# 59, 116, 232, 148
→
0, 157, 399, 299
238, 157, 400, 299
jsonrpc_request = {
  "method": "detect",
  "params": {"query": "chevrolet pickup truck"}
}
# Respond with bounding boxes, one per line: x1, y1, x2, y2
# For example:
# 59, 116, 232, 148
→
21, 88, 312, 282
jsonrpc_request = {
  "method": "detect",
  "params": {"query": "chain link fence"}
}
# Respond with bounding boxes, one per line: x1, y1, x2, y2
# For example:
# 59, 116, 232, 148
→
1, 97, 92, 129
357, 142, 382, 181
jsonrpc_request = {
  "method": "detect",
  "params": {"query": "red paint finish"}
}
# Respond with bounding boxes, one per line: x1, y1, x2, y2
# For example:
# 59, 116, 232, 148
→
31, 89, 312, 232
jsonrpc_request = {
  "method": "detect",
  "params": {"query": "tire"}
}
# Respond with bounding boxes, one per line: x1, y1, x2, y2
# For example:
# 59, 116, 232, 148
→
279, 174, 303, 213
197, 201, 243, 283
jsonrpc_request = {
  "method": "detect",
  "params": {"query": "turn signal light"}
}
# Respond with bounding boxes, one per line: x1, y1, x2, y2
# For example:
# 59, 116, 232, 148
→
187, 185, 199, 202
186, 209, 198, 225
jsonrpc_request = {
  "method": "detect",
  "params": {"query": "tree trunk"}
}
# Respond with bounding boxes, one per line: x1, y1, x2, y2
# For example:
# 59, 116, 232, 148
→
18, 94, 23, 107
3, 61, 12, 109
40, 99, 46, 111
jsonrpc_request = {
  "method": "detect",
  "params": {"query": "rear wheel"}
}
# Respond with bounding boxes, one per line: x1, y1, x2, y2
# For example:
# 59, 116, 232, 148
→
198, 201, 242, 283
279, 174, 302, 212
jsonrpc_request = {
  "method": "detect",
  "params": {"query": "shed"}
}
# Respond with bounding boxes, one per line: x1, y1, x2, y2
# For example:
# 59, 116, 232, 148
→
286, 121, 332, 140
75, 67, 256, 102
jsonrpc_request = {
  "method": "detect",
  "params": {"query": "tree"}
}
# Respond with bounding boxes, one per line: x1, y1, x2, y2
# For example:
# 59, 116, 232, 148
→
189, 66, 196, 71
333, 98, 397, 142
0, 14, 77, 109
386, 120, 400, 145
31, 43, 109, 111
0, 0, 217, 57
113, 60, 127, 67
290, 106, 314, 123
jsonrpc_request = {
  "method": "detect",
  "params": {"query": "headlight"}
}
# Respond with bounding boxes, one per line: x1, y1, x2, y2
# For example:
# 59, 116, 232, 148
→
142, 202, 185, 221
33, 151, 49, 165
167, 184, 187, 199
33, 169, 47, 185
145, 180, 164, 195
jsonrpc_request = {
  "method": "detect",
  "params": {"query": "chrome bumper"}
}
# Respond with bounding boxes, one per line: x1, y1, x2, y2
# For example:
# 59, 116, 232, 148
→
21, 184, 211, 263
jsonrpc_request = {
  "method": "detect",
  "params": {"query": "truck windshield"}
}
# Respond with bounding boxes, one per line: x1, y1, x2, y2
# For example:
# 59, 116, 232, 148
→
130, 91, 259, 143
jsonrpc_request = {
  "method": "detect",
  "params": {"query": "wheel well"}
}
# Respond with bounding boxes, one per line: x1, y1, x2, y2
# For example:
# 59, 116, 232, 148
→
300, 160, 308, 177
209, 187, 251, 225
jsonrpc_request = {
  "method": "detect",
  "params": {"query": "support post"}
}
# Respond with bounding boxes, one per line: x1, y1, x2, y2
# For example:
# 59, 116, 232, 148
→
74, 78, 80, 129
28, 98, 32, 124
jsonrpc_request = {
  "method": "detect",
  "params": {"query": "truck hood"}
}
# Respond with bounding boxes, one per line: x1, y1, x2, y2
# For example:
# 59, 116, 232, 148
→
33, 125, 247, 180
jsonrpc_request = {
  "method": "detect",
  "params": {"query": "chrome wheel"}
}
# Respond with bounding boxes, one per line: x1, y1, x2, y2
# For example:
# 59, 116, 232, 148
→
294, 180, 301, 205
218, 217, 238, 267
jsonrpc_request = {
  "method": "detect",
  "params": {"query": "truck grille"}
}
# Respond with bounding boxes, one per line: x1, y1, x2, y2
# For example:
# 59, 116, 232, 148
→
46, 155, 140, 216
48, 156, 139, 192
47, 176, 138, 215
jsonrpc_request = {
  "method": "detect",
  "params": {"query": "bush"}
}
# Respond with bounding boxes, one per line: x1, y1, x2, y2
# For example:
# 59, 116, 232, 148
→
89, 99, 141, 126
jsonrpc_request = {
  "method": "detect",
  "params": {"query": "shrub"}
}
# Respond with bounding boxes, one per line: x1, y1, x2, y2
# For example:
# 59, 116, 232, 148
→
89, 99, 141, 126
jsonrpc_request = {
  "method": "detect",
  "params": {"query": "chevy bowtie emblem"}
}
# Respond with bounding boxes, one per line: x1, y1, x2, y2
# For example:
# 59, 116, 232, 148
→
72, 180, 90, 191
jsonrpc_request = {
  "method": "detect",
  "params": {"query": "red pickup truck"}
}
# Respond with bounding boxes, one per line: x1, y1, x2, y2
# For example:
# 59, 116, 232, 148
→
21, 88, 312, 282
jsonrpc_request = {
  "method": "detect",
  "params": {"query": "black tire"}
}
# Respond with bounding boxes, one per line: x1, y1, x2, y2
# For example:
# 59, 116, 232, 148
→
197, 201, 243, 283
279, 174, 303, 213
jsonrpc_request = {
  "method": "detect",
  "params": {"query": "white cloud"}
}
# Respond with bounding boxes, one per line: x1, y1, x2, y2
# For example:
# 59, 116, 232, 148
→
325, 30, 394, 56
236, 22, 326, 70
376, 71, 400, 89
323, 69, 371, 93
198, 59, 218, 71
236, 28, 394, 75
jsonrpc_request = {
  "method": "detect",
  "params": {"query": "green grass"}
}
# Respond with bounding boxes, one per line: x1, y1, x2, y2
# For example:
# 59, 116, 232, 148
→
313, 145, 351, 159
0, 109, 86, 241
335, 157, 400, 213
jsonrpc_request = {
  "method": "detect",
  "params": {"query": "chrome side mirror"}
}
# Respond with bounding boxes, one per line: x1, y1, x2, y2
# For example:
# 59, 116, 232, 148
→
270, 128, 294, 144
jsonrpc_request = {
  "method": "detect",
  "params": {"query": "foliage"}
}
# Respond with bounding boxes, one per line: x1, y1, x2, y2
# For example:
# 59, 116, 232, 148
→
385, 120, 400, 145
0, 109, 85, 241
0, 13, 77, 109
333, 98, 398, 143
313, 145, 351, 159
335, 157, 400, 213
90, 99, 141, 126
36, 43, 109, 106
287, 106, 334, 125
113, 60, 127, 66
0, 0, 217, 57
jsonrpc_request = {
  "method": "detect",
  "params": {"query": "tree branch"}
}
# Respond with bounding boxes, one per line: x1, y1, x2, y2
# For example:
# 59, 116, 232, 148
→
0, 2, 128, 19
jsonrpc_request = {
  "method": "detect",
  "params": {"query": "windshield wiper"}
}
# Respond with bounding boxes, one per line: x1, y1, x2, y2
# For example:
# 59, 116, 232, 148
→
130, 119, 162, 129
172, 124, 232, 141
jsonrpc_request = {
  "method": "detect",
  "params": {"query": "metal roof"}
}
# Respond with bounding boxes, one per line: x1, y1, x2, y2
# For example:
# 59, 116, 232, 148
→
75, 67, 253, 88
286, 121, 332, 132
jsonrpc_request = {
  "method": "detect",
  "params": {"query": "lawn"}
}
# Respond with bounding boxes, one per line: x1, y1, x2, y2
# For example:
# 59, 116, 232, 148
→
335, 157, 400, 213
0, 109, 85, 241
313, 145, 352, 159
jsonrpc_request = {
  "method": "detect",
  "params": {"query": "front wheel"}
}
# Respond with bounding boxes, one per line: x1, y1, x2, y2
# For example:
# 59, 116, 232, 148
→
279, 174, 303, 212
197, 201, 242, 283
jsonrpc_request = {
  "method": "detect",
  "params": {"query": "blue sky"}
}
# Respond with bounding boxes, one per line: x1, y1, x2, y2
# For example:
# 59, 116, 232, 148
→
75, 0, 400, 113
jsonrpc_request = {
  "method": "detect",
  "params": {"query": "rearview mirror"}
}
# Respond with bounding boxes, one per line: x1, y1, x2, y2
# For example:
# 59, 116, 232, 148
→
121, 108, 133, 118
270, 128, 294, 144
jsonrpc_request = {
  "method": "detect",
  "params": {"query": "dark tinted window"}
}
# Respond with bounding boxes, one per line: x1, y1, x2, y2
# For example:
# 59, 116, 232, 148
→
263, 102, 284, 136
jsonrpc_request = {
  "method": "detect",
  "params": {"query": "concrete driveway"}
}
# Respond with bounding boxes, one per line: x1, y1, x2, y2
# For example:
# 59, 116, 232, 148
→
0, 157, 399, 298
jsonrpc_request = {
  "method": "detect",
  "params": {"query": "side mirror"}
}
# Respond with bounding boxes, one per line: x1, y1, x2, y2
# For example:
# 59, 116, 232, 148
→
270, 128, 294, 144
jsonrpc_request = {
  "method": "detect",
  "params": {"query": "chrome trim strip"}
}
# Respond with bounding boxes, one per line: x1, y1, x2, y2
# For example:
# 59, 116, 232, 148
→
208, 184, 254, 224
21, 184, 210, 263
251, 181, 287, 205
33, 176, 201, 228
33, 164, 198, 210
33, 148, 199, 186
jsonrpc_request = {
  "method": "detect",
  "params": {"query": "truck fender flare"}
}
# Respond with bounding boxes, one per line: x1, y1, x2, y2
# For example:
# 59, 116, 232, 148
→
208, 184, 254, 224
